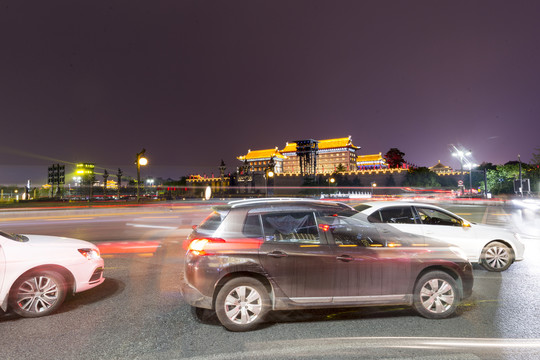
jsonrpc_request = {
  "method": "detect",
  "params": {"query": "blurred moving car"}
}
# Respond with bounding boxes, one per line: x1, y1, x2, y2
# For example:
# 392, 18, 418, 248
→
355, 201, 525, 272
181, 198, 473, 332
0, 231, 105, 317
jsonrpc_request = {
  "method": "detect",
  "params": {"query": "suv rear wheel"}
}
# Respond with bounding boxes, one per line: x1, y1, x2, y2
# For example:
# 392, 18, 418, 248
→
215, 277, 270, 332
413, 271, 458, 319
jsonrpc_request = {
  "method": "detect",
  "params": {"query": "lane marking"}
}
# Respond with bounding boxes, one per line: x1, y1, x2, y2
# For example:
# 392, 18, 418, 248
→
126, 223, 177, 229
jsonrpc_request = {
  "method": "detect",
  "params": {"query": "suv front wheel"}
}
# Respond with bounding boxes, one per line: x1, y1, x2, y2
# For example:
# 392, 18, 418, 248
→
215, 277, 270, 332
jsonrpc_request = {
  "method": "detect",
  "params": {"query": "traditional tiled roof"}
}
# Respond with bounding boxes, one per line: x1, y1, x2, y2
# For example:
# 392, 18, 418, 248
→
429, 160, 452, 171
357, 153, 385, 162
237, 148, 285, 161
319, 136, 359, 150
281, 136, 359, 153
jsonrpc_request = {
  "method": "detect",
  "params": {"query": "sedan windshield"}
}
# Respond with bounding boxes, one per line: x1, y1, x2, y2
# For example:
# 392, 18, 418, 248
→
0, 230, 29, 242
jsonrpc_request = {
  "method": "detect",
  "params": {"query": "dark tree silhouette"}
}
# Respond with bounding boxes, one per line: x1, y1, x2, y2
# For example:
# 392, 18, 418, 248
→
384, 148, 406, 168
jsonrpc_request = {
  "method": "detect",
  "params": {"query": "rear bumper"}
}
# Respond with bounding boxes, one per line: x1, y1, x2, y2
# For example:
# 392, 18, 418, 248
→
180, 279, 213, 309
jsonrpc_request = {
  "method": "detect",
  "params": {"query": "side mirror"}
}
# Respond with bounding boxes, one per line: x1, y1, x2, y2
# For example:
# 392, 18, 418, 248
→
192, 225, 198, 230
462, 221, 471, 228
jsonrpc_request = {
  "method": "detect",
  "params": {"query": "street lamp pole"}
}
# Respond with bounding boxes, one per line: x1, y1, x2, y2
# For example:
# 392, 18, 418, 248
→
451, 145, 471, 196
136, 149, 147, 203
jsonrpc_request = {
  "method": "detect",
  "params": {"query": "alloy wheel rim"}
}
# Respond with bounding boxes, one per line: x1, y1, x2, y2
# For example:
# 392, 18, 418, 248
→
16, 276, 59, 313
224, 285, 262, 324
420, 279, 455, 314
485, 246, 510, 269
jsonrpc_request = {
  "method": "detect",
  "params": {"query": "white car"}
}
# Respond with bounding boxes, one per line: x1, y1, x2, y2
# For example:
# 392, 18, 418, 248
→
355, 201, 525, 272
0, 231, 105, 317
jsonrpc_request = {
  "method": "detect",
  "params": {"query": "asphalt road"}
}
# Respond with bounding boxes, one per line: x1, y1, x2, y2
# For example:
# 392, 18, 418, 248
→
1, 200, 539, 360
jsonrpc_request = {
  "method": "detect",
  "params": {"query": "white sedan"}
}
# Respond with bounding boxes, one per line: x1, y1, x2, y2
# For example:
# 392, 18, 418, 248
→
355, 201, 525, 272
0, 231, 105, 317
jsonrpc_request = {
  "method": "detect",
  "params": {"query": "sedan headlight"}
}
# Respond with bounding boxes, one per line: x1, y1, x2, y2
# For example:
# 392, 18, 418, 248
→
78, 248, 101, 260
449, 246, 468, 261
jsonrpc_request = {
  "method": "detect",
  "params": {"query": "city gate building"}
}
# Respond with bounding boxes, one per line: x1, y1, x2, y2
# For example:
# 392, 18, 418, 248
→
280, 136, 360, 174
236, 147, 285, 174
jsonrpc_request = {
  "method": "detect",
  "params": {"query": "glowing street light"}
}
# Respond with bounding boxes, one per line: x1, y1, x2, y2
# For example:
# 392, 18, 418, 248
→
265, 170, 274, 197
371, 182, 377, 196
451, 145, 473, 196
136, 149, 148, 202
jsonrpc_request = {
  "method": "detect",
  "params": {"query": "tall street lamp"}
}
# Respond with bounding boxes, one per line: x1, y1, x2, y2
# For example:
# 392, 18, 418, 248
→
136, 149, 148, 203
451, 145, 472, 196
265, 169, 274, 197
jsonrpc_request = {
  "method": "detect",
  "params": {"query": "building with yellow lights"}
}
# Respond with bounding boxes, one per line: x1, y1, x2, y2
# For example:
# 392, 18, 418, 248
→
357, 153, 388, 170
237, 147, 285, 173
237, 136, 362, 175
74, 163, 95, 184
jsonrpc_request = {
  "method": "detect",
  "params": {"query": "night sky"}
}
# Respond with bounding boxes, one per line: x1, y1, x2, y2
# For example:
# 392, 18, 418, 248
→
1, 1, 539, 185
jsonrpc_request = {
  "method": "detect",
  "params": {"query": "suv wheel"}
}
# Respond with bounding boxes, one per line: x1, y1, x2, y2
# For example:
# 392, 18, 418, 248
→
413, 271, 458, 319
215, 277, 269, 332
481, 241, 513, 272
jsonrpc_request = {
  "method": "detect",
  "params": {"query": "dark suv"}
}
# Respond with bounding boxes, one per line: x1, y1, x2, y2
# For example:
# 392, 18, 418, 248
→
181, 198, 473, 331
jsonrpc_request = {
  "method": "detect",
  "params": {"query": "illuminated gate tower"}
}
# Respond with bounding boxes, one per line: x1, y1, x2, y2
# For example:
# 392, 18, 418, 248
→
281, 136, 359, 174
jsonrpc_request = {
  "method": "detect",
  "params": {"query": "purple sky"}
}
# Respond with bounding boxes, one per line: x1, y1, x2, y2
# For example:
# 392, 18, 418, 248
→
1, 1, 539, 185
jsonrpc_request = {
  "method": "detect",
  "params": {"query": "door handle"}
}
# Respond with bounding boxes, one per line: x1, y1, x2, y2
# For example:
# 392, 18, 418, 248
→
267, 251, 288, 258
336, 255, 353, 262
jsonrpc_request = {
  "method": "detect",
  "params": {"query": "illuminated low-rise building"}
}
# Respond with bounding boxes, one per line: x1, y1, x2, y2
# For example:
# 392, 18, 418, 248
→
429, 160, 453, 174
237, 147, 285, 174
357, 153, 388, 170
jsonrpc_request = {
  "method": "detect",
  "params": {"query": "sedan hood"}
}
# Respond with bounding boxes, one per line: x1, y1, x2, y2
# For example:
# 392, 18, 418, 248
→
21, 234, 97, 249
470, 223, 514, 236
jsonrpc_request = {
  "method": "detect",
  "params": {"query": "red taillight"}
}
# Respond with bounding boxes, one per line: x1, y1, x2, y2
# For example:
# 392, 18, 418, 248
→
187, 238, 225, 256
318, 224, 331, 232
186, 237, 263, 255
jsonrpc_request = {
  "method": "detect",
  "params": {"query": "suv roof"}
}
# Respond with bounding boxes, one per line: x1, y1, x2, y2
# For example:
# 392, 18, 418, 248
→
226, 198, 332, 208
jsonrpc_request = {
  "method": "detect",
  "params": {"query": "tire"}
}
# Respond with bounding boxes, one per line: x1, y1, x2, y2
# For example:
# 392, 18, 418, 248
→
214, 277, 270, 332
191, 306, 218, 324
481, 241, 514, 272
9, 270, 67, 318
413, 271, 459, 319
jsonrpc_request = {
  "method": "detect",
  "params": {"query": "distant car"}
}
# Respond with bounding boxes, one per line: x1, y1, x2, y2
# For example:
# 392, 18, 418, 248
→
355, 201, 525, 272
181, 198, 473, 332
0, 231, 105, 317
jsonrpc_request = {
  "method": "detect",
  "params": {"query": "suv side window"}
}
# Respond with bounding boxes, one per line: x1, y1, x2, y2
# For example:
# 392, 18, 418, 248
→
242, 214, 264, 238
261, 212, 320, 244
377, 207, 417, 224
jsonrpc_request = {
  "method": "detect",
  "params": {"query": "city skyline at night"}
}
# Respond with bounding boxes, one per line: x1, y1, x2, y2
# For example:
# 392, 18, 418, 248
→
1, 1, 539, 185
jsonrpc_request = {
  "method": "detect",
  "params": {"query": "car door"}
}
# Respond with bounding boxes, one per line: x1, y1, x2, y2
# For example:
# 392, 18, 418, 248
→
258, 210, 335, 303
414, 206, 477, 258
326, 218, 412, 302
0, 243, 5, 292
368, 206, 425, 240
